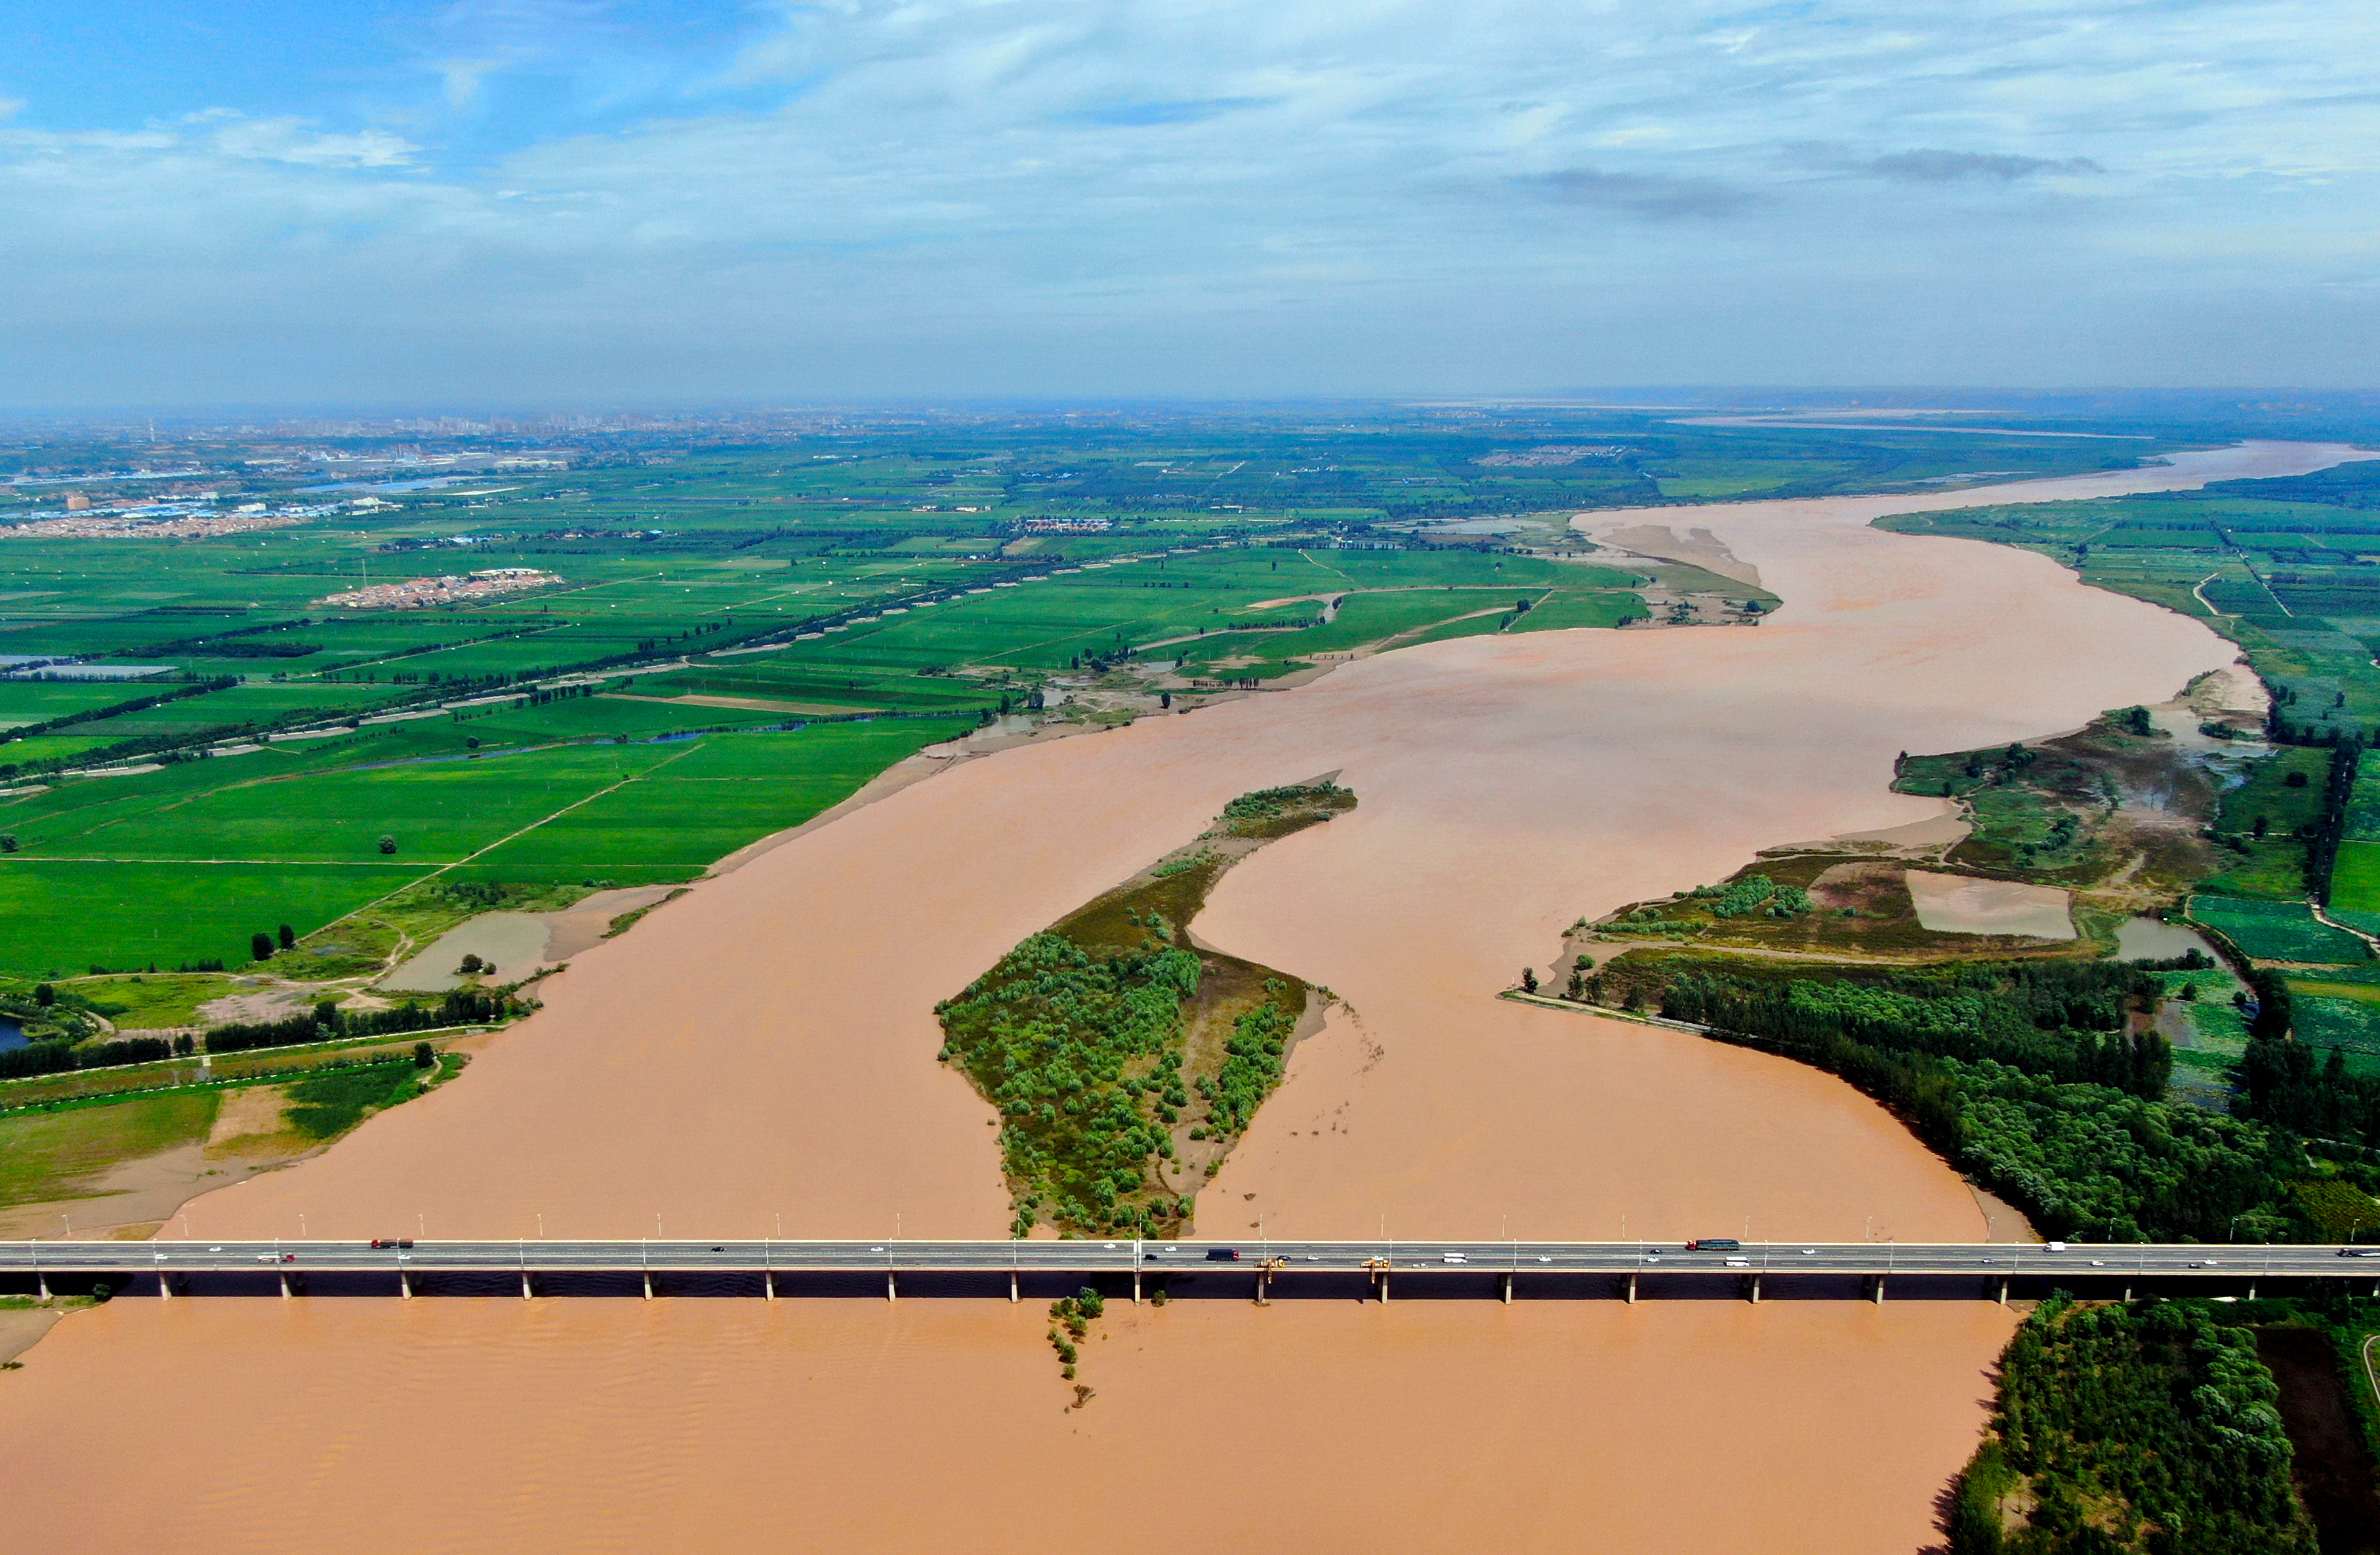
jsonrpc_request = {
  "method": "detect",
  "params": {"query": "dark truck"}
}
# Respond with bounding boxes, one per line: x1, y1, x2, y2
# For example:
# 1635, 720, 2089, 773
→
1685, 1238, 1742, 1253
1205, 1248, 1241, 1261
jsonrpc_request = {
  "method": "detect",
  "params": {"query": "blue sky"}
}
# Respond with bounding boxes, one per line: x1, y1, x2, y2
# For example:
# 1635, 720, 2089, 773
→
1, 1, 2374, 407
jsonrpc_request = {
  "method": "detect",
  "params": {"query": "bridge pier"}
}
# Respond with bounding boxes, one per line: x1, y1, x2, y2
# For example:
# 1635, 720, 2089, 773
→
2247, 1282, 2256, 1301
1009, 1270, 1018, 1303
642, 1270, 653, 1300
1745, 1274, 1760, 1304
1374, 1270, 1389, 1304
764, 1270, 776, 1301
158, 1269, 173, 1299
1133, 1269, 1141, 1304
399, 1270, 412, 1299
1864, 1275, 1885, 1304
279, 1271, 292, 1299
1995, 1277, 2009, 1305
1255, 1271, 1269, 1306
1502, 1272, 1513, 1304
36, 1269, 48, 1301
886, 1270, 897, 1303
1624, 1273, 1636, 1304
521, 1270, 535, 1300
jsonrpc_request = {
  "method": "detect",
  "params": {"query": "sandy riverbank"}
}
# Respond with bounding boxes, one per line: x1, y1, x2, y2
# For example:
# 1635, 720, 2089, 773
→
5, 441, 2370, 1554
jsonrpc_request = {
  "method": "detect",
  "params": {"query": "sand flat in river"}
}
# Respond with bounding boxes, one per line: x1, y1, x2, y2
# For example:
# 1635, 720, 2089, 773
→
8, 441, 2373, 1555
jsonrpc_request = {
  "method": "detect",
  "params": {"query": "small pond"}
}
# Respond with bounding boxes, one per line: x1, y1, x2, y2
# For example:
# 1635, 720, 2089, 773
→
2115, 916, 2223, 963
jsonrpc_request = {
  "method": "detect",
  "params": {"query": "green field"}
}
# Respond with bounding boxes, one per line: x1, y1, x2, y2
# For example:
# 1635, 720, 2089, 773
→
2332, 841, 2380, 916
0, 1089, 217, 1209
0, 410, 2198, 979
2190, 894, 2370, 965
2283, 986, 2380, 1074
1509, 590, 1648, 632
0, 717, 968, 973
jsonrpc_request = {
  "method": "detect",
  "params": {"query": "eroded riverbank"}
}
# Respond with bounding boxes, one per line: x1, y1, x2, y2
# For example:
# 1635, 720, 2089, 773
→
6, 441, 2370, 1554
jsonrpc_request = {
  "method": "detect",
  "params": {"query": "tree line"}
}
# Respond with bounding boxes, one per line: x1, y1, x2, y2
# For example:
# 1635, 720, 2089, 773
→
1947, 1299, 2314, 1554
1588, 954, 2307, 1242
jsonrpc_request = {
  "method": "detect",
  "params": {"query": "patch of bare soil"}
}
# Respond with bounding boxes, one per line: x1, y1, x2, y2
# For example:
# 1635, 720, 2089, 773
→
194, 985, 312, 1026
205, 1085, 289, 1149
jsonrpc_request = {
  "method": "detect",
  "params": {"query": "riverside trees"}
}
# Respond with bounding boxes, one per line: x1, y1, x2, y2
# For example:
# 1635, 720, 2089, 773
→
1948, 1300, 2314, 1554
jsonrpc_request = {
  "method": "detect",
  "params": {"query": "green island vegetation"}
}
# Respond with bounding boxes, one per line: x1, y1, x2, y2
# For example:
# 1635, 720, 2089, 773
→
935, 781, 1355, 1237
1946, 1298, 2320, 1554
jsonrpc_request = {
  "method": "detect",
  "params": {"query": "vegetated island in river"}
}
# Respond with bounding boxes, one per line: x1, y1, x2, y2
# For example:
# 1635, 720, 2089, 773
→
936, 779, 1355, 1238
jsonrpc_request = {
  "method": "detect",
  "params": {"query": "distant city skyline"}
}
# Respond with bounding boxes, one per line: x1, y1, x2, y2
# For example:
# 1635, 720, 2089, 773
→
3, 1, 2375, 405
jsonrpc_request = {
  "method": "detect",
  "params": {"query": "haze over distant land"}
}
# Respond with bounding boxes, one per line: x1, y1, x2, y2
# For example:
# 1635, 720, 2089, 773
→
1, 1, 2375, 405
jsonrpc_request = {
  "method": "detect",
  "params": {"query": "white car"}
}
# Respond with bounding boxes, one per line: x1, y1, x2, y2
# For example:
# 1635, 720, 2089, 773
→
1723, 1258, 1750, 1268
1442, 1253, 1467, 1264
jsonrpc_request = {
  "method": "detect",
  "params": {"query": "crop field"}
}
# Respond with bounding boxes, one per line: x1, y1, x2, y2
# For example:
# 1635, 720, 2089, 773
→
0, 712, 969, 973
2280, 985, 2380, 1074
2331, 842, 2380, 918
0, 681, 150, 726
1509, 590, 1648, 632
2190, 895, 2370, 965
0, 409, 2198, 983
0, 860, 426, 976
452, 718, 972, 882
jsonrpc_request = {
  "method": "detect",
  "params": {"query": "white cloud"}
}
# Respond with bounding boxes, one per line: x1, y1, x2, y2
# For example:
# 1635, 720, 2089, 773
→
0, 0, 2375, 401
199, 114, 418, 169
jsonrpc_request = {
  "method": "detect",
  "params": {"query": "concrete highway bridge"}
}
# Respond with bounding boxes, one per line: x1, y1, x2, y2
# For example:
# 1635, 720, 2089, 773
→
7, 1238, 2379, 1304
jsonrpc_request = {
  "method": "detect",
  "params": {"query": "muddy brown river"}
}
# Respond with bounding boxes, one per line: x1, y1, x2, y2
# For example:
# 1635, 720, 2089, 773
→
5, 441, 2370, 1554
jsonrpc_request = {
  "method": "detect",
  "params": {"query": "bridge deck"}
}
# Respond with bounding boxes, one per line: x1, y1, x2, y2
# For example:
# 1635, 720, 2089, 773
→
7, 1239, 2377, 1296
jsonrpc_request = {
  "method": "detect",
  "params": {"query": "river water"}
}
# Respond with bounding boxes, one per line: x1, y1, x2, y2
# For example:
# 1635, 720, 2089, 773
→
4, 441, 2370, 1554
